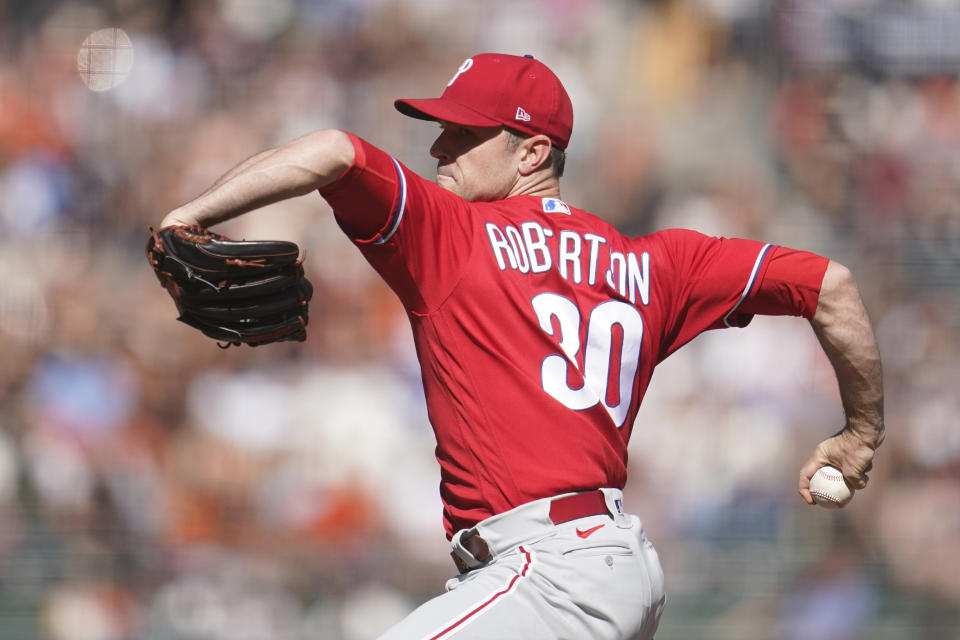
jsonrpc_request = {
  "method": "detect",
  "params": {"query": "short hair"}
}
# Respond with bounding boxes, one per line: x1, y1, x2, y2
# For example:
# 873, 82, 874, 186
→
503, 129, 566, 179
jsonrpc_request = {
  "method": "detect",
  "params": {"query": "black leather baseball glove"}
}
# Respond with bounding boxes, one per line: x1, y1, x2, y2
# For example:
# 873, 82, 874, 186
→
146, 225, 313, 347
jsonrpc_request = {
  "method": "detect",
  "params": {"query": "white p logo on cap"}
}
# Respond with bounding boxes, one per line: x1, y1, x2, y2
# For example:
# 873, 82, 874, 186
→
447, 58, 474, 87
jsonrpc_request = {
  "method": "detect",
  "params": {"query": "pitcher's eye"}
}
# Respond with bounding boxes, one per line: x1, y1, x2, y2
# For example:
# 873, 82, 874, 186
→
438, 123, 475, 139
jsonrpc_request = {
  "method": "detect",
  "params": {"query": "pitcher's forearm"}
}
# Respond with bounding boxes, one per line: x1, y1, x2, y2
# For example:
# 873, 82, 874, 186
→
811, 261, 885, 447
162, 163, 323, 228
209, 148, 278, 191
161, 129, 354, 229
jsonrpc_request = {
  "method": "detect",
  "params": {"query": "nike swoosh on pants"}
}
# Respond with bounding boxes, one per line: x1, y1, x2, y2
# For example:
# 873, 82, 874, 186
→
575, 524, 605, 539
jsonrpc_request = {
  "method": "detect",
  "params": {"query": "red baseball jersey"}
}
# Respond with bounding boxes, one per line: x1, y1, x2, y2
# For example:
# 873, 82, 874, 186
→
320, 134, 828, 537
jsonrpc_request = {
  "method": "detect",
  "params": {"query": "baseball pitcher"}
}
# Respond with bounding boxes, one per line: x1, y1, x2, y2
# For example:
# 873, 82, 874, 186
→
152, 54, 884, 639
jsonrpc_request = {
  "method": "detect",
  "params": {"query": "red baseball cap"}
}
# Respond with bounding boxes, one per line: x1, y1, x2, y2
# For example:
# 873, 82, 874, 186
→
395, 53, 574, 150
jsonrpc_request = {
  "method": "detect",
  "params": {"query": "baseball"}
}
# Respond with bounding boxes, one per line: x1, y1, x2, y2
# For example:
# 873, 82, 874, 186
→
809, 465, 854, 509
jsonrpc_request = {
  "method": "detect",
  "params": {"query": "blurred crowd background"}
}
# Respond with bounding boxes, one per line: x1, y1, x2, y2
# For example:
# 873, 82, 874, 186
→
1, 0, 958, 638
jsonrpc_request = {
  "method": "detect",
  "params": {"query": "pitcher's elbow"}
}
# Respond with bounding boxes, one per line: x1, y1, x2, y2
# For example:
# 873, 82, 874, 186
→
303, 129, 355, 187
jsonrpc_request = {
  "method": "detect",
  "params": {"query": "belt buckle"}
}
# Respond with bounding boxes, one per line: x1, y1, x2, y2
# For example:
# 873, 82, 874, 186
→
451, 530, 492, 574
451, 551, 471, 574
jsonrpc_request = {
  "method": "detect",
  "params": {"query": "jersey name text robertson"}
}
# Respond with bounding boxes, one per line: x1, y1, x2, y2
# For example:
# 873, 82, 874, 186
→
484, 221, 651, 306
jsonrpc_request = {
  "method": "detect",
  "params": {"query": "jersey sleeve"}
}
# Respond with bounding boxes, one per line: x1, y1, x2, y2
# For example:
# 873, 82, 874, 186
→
737, 245, 828, 320
651, 229, 827, 359
318, 132, 476, 313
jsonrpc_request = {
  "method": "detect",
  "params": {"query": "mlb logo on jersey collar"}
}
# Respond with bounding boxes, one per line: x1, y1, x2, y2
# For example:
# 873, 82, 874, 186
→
542, 197, 570, 215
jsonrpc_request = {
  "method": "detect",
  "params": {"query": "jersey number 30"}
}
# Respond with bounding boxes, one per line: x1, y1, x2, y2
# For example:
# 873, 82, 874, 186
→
532, 293, 644, 428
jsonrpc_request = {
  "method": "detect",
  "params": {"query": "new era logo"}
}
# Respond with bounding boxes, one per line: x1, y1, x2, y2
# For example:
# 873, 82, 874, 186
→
515, 107, 531, 122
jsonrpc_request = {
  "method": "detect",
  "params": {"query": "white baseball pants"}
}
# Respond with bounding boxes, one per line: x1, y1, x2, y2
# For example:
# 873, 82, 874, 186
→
377, 489, 665, 640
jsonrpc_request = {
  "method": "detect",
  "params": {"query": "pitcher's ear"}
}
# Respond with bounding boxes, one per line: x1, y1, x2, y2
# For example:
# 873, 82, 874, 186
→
517, 134, 553, 176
